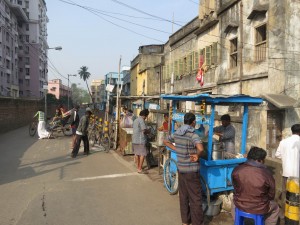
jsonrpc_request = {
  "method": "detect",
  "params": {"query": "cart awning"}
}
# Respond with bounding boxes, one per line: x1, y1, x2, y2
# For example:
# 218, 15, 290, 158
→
261, 93, 297, 109
161, 94, 263, 104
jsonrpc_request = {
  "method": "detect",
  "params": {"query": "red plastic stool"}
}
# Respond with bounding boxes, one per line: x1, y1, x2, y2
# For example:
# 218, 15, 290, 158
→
234, 207, 265, 225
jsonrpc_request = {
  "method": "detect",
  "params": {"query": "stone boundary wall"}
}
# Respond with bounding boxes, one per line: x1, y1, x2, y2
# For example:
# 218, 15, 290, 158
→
0, 97, 56, 134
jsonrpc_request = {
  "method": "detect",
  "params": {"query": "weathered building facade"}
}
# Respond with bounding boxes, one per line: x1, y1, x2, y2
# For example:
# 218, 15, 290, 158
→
130, 45, 164, 97
160, 0, 300, 157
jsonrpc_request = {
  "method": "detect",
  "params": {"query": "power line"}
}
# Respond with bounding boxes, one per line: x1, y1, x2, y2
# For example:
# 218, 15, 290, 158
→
110, 0, 184, 27
58, 0, 165, 43
86, 6, 171, 35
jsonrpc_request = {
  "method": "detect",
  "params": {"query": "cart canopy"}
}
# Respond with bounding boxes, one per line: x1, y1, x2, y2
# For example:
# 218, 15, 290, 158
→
161, 94, 263, 105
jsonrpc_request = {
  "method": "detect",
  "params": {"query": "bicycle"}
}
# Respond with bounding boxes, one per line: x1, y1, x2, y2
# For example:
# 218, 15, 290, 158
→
47, 118, 73, 137
29, 119, 38, 137
88, 118, 103, 147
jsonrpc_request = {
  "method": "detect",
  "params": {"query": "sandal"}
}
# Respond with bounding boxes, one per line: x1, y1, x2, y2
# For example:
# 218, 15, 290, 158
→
138, 170, 149, 174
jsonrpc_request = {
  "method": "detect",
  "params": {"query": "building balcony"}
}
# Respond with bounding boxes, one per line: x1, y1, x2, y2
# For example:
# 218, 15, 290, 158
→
6, 0, 28, 22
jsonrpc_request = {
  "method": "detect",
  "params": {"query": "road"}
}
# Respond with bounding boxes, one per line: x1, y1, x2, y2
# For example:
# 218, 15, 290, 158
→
0, 126, 234, 225
0, 126, 182, 225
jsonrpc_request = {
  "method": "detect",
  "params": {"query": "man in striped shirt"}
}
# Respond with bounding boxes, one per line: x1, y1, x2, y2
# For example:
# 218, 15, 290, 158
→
164, 112, 204, 225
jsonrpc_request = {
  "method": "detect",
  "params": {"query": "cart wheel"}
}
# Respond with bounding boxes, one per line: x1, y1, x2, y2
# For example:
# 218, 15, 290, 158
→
163, 158, 179, 195
200, 174, 210, 206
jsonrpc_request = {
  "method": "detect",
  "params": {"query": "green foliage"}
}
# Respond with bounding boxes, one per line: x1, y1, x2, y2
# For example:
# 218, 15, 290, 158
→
78, 66, 94, 105
71, 83, 91, 105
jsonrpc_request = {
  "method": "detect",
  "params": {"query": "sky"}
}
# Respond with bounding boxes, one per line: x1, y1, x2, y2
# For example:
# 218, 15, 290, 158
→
46, 0, 199, 89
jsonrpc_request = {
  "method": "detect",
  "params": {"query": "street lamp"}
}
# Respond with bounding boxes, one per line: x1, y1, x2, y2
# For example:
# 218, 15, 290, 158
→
68, 74, 77, 110
47, 46, 62, 51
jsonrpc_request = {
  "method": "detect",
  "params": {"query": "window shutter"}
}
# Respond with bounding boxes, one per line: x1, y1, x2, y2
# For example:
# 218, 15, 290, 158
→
205, 46, 211, 65
211, 42, 217, 65
174, 60, 178, 76
194, 51, 199, 70
179, 58, 183, 75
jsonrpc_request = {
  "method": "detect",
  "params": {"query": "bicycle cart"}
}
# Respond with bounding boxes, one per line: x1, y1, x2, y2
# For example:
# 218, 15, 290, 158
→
161, 94, 263, 197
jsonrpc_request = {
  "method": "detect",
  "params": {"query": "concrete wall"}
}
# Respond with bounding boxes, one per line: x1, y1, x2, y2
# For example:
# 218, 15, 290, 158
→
0, 97, 56, 133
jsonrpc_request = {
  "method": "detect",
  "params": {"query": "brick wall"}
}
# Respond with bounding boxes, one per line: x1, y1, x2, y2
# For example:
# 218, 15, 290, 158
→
0, 97, 56, 133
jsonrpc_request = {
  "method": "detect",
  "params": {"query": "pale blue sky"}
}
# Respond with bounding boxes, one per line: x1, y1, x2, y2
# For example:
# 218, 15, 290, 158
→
46, 0, 199, 88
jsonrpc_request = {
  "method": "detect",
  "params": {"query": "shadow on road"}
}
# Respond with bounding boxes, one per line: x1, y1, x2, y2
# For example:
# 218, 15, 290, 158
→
0, 126, 79, 185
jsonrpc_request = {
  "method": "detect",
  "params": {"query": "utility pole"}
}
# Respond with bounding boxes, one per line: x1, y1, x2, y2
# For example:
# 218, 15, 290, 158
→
168, 13, 175, 134
105, 74, 112, 122
114, 56, 122, 149
43, 82, 48, 122
239, 2, 243, 94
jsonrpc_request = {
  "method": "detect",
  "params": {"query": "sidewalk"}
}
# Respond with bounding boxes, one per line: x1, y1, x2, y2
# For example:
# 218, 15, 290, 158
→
113, 148, 235, 225
112, 147, 286, 225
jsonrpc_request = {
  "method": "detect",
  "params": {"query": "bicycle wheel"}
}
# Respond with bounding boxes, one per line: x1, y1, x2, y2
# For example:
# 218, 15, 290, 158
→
101, 135, 110, 153
29, 121, 37, 137
163, 158, 179, 195
89, 131, 96, 147
62, 124, 72, 136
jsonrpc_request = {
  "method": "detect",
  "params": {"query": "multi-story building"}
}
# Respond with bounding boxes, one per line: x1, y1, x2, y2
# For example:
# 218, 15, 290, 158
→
101, 70, 126, 113
131, 45, 164, 97
0, 0, 48, 99
0, 0, 26, 97
90, 79, 102, 104
48, 79, 68, 99
155, 0, 300, 171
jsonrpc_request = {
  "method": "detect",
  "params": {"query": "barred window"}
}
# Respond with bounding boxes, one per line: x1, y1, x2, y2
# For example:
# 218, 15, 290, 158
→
255, 24, 267, 61
230, 38, 238, 68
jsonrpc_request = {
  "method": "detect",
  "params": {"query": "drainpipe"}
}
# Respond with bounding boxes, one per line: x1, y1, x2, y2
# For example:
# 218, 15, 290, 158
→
239, 1, 243, 94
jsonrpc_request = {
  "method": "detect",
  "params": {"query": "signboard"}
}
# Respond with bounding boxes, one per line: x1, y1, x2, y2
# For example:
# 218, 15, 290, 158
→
106, 84, 115, 92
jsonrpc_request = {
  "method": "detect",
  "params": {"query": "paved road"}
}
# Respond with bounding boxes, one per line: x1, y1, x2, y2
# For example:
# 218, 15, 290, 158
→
0, 126, 233, 225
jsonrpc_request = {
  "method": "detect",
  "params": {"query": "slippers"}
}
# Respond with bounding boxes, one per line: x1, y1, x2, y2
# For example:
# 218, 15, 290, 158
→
137, 170, 149, 174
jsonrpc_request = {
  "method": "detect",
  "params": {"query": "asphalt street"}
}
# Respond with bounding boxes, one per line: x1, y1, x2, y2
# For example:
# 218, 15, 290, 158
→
0, 126, 234, 225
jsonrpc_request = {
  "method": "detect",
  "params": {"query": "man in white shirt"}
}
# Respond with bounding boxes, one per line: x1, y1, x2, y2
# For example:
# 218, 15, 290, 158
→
275, 124, 300, 194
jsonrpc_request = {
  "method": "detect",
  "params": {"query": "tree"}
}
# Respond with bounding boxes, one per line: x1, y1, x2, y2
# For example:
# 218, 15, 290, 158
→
71, 83, 91, 105
78, 66, 94, 105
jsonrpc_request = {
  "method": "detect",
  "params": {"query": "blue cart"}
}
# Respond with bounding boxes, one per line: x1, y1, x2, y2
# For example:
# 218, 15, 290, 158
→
161, 94, 263, 196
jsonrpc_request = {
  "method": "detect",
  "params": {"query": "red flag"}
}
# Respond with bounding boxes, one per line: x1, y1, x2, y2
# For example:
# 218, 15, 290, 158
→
196, 54, 204, 86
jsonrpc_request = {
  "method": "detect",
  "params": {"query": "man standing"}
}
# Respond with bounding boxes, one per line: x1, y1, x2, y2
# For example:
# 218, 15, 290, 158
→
275, 124, 300, 192
68, 105, 80, 149
232, 146, 280, 225
213, 114, 235, 153
132, 109, 149, 174
164, 112, 204, 225
71, 107, 92, 158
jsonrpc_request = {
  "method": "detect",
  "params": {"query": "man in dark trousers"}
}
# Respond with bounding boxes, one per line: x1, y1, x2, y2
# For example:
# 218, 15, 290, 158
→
164, 112, 204, 225
232, 146, 280, 225
71, 107, 92, 158
68, 105, 80, 149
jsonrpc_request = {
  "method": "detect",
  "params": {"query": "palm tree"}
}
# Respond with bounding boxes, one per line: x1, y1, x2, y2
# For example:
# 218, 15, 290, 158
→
78, 66, 94, 105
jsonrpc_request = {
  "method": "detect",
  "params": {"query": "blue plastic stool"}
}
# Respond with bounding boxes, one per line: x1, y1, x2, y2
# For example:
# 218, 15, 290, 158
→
234, 207, 265, 225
